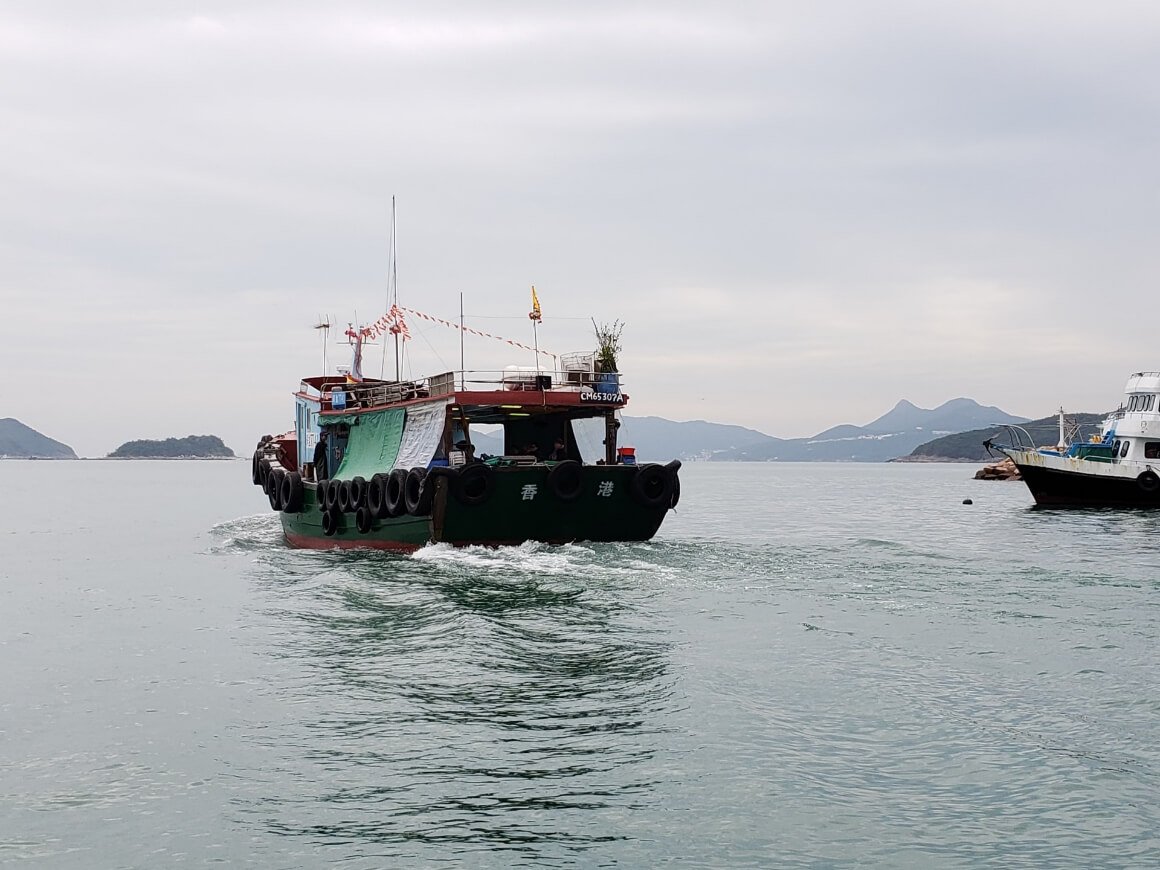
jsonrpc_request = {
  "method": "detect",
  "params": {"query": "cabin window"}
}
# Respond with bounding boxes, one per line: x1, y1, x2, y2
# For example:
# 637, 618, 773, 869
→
1121, 440, 1130, 458
1148, 395, 1156, 412
1146, 443, 1160, 459
1112, 440, 1120, 456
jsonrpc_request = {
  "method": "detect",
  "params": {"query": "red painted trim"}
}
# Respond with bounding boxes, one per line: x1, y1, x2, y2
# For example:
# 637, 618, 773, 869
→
284, 531, 422, 552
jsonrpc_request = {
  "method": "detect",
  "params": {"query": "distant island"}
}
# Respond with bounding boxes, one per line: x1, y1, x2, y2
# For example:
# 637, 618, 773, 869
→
0, 418, 77, 458
108, 435, 235, 459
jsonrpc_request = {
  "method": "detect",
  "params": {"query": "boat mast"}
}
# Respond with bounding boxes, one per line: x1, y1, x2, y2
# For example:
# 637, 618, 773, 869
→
1058, 406, 1066, 451
459, 291, 466, 390
381, 195, 400, 382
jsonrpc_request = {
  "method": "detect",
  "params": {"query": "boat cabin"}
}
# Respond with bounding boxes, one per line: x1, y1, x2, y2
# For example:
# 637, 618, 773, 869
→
291, 363, 628, 482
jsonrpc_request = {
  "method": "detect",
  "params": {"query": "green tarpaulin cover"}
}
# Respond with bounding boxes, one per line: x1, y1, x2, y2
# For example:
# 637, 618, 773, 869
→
332, 408, 405, 480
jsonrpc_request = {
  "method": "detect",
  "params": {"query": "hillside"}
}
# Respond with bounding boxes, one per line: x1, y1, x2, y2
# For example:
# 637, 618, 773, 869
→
108, 435, 235, 458
618, 416, 781, 461
903, 413, 1109, 462
0, 418, 77, 458
709, 398, 1027, 462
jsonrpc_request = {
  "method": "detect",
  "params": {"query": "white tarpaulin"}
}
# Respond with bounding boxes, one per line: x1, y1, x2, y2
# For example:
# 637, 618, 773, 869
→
392, 400, 451, 470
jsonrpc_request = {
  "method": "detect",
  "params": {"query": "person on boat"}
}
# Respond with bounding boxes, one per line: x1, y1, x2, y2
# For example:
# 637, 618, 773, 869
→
547, 437, 567, 461
313, 429, 329, 480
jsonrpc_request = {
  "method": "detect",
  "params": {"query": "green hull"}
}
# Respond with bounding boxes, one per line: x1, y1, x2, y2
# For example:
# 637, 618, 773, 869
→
279, 465, 671, 551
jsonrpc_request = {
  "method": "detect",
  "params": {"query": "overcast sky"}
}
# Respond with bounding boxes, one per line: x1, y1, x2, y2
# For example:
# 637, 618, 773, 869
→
4, 1, 1160, 456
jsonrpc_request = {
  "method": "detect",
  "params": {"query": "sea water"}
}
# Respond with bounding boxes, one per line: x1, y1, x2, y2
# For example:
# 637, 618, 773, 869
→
2, 460, 1158, 868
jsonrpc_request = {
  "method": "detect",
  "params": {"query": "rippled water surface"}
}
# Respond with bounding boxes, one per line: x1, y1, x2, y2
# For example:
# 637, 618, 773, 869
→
3, 460, 1159, 868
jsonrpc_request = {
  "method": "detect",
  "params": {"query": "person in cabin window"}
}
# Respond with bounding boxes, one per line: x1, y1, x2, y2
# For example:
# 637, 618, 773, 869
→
313, 429, 329, 480
548, 437, 567, 461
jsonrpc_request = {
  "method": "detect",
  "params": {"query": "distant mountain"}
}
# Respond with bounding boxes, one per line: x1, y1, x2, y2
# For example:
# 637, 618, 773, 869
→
618, 416, 782, 461
902, 412, 1109, 462
866, 398, 1024, 433
0, 418, 77, 458
711, 398, 1028, 462
108, 435, 235, 458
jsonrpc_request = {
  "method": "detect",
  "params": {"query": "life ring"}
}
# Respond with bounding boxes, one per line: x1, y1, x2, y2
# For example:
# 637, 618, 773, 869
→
404, 467, 427, 515
1137, 470, 1160, 493
367, 473, 389, 519
386, 468, 408, 518
349, 476, 367, 510
267, 469, 285, 511
321, 508, 340, 536
338, 480, 353, 513
355, 505, 374, 534
547, 460, 583, 502
629, 463, 673, 508
453, 463, 495, 506
280, 471, 304, 513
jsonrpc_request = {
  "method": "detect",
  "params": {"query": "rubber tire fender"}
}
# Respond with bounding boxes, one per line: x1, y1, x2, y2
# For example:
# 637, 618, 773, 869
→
338, 480, 353, 513
547, 460, 584, 502
349, 476, 367, 510
367, 473, 389, 519
666, 460, 682, 509
355, 505, 374, 534
629, 463, 673, 508
267, 469, 285, 511
322, 478, 338, 512
321, 508, 340, 537
404, 467, 427, 515
280, 471, 304, 513
251, 451, 263, 485
453, 463, 495, 507
386, 468, 408, 518
1138, 470, 1160, 493
416, 467, 453, 516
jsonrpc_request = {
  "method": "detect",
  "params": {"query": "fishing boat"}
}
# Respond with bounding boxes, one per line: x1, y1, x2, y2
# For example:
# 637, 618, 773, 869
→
986, 371, 1160, 506
249, 306, 680, 549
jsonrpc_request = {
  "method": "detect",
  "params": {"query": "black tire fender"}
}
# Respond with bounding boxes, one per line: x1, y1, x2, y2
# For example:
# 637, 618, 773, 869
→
453, 463, 495, 506
280, 471, 304, 513
338, 480, 353, 513
251, 451, 262, 485
386, 468, 408, 518
267, 469, 285, 511
547, 460, 584, 502
355, 505, 373, 534
404, 467, 427, 515
323, 478, 341, 512
1138, 470, 1160, 493
321, 508, 339, 537
367, 473, 389, 519
629, 463, 673, 508
349, 476, 367, 509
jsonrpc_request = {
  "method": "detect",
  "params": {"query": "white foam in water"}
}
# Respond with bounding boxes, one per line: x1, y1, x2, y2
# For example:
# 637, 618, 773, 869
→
411, 540, 584, 576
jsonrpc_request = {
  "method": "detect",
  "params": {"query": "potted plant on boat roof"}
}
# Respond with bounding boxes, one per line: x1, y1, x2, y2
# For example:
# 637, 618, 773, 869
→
593, 319, 623, 391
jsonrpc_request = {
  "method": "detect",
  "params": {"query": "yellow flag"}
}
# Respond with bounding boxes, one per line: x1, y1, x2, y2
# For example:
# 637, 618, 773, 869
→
529, 285, 542, 321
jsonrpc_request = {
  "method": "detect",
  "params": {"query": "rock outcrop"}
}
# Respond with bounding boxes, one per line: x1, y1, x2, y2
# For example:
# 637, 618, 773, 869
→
974, 458, 1021, 480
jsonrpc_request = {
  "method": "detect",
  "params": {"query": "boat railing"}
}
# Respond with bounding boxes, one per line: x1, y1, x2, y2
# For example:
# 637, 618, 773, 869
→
320, 378, 432, 410
318, 366, 624, 411
990, 424, 1038, 452
458, 368, 625, 394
